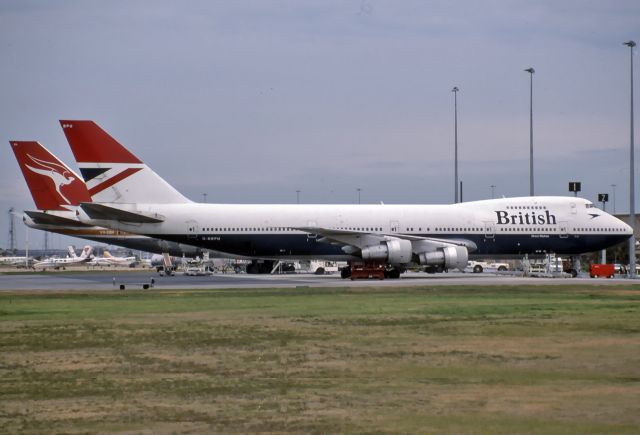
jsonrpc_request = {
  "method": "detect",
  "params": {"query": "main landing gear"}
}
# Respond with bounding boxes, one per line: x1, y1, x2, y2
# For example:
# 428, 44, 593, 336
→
246, 260, 276, 274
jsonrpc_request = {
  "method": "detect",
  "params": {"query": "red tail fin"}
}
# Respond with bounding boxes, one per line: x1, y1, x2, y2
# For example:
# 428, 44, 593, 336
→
9, 141, 92, 210
58, 120, 190, 204
60, 120, 142, 165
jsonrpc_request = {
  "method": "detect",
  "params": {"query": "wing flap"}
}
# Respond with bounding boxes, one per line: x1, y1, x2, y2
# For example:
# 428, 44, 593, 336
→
296, 226, 477, 253
24, 210, 93, 228
80, 203, 164, 223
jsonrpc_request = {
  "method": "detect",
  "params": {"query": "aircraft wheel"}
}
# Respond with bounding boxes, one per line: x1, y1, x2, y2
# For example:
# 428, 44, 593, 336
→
340, 267, 351, 279
473, 265, 483, 273
384, 268, 401, 279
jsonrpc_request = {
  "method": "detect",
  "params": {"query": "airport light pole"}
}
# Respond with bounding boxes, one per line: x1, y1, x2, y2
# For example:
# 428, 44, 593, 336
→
357, 188, 362, 204
624, 40, 636, 278
524, 68, 535, 196
452, 86, 459, 203
24, 220, 29, 269
8, 207, 16, 252
598, 193, 609, 263
611, 184, 617, 214
202, 193, 207, 203
490, 184, 495, 199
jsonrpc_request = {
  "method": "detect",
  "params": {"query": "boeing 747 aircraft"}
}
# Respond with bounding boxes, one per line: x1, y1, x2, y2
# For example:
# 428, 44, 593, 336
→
59, 120, 632, 278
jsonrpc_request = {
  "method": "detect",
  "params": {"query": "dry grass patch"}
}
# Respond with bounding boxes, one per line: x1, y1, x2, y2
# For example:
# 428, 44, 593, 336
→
1, 285, 639, 433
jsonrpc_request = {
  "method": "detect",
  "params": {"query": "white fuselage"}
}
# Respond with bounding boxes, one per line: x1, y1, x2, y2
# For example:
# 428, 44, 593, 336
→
35, 256, 87, 269
80, 196, 632, 261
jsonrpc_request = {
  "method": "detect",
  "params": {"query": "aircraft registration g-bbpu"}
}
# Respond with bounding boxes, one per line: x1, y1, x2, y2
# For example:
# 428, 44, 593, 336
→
59, 120, 632, 278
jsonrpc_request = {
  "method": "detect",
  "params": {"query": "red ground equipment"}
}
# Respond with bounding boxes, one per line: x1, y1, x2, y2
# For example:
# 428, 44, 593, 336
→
350, 262, 385, 280
589, 264, 615, 278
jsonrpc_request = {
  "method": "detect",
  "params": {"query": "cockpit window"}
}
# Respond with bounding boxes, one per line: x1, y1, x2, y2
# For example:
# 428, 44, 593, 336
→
585, 203, 594, 208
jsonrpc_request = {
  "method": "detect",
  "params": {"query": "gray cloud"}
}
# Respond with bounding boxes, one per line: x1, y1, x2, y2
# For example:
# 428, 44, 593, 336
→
0, 0, 637, 249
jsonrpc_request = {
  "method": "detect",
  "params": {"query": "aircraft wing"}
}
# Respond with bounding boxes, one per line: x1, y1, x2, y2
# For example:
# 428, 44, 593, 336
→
80, 203, 164, 223
296, 227, 477, 253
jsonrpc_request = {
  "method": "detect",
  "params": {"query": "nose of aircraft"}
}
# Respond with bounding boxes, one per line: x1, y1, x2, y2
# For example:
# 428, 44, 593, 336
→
624, 221, 634, 236
610, 212, 634, 236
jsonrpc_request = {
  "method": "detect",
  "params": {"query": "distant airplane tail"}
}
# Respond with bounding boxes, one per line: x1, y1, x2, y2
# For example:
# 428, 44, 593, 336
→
9, 141, 92, 210
68, 245, 77, 258
79, 245, 92, 260
163, 252, 173, 268
59, 120, 190, 204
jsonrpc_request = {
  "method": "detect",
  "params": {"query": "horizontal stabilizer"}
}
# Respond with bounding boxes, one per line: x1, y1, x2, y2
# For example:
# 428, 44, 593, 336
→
80, 203, 164, 223
24, 210, 92, 228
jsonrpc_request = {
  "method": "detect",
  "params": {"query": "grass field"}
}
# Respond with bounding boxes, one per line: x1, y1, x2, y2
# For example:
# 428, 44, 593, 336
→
1, 285, 639, 433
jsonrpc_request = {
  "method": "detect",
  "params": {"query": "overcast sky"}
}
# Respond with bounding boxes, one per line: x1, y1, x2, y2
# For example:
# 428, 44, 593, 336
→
0, 0, 638, 250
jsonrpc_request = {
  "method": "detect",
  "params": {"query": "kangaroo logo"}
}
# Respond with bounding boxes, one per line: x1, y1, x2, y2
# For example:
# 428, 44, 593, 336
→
24, 154, 76, 205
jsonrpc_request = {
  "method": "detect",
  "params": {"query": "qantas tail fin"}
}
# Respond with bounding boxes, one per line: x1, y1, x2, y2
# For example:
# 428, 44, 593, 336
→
10, 141, 92, 210
60, 120, 190, 204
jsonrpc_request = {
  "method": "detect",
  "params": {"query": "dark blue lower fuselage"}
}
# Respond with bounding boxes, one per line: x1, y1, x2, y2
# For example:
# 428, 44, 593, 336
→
148, 232, 629, 260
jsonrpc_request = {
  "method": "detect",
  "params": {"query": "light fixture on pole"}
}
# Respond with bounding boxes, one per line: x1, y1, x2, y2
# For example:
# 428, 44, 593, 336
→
524, 68, 535, 196
624, 40, 636, 278
490, 184, 496, 199
452, 86, 459, 203
569, 181, 581, 197
357, 188, 362, 204
202, 193, 207, 203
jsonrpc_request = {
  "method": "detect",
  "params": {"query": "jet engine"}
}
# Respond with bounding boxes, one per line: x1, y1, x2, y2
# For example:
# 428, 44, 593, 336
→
361, 239, 413, 264
418, 245, 468, 271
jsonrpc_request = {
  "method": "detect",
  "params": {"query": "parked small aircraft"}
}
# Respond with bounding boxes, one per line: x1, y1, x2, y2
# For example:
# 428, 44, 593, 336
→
89, 250, 137, 267
34, 245, 93, 270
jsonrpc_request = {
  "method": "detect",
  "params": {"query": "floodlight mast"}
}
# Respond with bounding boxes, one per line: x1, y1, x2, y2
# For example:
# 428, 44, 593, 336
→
524, 67, 535, 196
452, 86, 459, 203
624, 40, 636, 278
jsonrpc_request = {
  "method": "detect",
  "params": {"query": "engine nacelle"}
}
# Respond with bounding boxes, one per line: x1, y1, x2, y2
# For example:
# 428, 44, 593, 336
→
361, 239, 413, 265
418, 245, 468, 271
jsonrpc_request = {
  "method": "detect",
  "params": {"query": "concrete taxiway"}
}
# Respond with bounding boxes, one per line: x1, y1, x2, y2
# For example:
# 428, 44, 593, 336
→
0, 270, 637, 291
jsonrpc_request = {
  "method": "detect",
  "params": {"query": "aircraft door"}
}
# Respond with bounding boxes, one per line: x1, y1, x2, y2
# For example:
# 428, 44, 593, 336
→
390, 220, 400, 233
484, 221, 495, 238
186, 219, 199, 239
307, 220, 317, 239
559, 221, 569, 238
